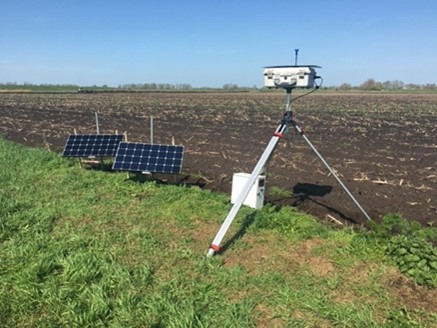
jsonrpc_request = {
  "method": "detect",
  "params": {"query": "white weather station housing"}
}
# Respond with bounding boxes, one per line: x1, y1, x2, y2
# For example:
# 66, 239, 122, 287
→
263, 65, 320, 89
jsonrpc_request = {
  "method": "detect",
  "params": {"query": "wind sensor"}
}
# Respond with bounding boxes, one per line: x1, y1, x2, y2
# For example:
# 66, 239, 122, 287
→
206, 58, 371, 257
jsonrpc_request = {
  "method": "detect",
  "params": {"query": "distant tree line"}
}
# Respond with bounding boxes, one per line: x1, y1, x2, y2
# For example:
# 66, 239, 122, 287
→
336, 79, 437, 91
118, 83, 193, 90
0, 82, 80, 88
118, 83, 258, 91
1, 80, 436, 92
222, 83, 240, 90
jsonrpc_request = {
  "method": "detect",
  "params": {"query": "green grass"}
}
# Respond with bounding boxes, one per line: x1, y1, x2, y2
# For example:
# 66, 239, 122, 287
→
1, 138, 436, 327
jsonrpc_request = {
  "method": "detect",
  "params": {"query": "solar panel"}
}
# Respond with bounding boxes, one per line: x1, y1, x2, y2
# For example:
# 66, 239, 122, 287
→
112, 142, 184, 174
62, 134, 124, 157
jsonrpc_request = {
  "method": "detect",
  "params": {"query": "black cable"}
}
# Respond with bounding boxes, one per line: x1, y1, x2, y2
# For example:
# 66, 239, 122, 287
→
284, 76, 323, 146
288, 76, 323, 105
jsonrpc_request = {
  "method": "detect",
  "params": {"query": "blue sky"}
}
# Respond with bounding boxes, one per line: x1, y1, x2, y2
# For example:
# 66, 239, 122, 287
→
1, 0, 436, 87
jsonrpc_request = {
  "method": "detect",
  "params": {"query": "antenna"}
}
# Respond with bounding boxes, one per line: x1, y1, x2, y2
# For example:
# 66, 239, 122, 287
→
294, 49, 299, 66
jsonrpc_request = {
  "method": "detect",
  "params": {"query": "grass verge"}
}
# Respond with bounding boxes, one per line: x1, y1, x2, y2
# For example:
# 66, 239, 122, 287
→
0, 138, 436, 327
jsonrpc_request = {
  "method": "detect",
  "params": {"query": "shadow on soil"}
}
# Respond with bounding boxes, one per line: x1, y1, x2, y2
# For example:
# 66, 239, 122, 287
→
290, 182, 358, 222
267, 182, 359, 224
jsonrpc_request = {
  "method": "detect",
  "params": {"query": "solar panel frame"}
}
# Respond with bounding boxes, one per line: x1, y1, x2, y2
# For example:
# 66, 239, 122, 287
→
112, 142, 184, 174
62, 134, 124, 158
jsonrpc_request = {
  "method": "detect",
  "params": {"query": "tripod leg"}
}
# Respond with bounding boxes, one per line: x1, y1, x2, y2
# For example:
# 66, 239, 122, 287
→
293, 123, 372, 221
206, 132, 284, 257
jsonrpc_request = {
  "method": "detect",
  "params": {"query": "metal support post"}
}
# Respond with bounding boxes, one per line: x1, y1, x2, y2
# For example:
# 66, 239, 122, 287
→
207, 125, 286, 257
291, 121, 372, 221
206, 89, 293, 257
95, 112, 100, 134
150, 116, 154, 144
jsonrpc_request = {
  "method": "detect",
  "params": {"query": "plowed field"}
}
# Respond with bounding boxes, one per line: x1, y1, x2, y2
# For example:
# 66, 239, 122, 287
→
1, 92, 435, 225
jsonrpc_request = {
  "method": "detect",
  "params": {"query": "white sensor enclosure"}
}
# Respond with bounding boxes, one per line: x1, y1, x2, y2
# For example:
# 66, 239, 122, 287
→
264, 65, 320, 89
231, 173, 265, 209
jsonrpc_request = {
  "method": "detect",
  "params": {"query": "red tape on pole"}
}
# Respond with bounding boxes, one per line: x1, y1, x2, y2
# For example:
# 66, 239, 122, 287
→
210, 244, 221, 253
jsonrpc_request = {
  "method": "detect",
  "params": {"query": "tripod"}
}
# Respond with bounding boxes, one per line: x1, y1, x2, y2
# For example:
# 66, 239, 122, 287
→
206, 88, 371, 257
